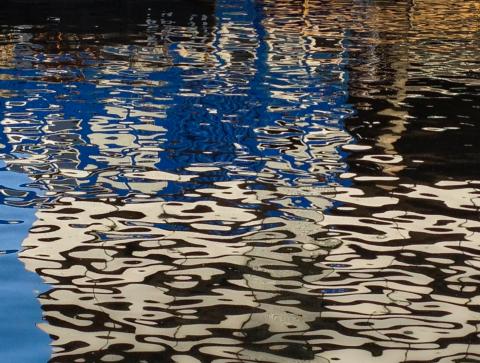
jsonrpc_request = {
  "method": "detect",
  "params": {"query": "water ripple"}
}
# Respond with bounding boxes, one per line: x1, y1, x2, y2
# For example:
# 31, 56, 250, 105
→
0, 0, 478, 362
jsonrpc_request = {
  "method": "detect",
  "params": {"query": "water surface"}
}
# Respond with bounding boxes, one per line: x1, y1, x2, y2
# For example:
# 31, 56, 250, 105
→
0, 0, 479, 362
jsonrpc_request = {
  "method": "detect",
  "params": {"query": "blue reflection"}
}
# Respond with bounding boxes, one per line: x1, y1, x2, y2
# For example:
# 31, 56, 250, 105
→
0, 166, 49, 362
0, 0, 353, 360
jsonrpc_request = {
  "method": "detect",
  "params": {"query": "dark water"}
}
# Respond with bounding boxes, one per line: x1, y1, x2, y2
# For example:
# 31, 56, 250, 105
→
0, 0, 479, 362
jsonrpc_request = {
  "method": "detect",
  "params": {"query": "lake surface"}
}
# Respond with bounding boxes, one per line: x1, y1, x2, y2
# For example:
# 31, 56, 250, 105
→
0, 0, 479, 362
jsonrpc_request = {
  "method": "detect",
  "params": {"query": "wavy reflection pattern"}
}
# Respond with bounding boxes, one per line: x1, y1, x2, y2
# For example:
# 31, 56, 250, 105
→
0, 0, 478, 362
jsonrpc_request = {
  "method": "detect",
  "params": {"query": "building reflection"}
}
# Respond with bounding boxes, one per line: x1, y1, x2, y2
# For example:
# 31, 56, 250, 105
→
2, 0, 350, 361
344, 0, 480, 179
0, 0, 478, 362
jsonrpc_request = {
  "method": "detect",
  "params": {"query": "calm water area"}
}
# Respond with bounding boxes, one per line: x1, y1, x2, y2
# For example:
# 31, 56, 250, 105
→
0, 0, 479, 362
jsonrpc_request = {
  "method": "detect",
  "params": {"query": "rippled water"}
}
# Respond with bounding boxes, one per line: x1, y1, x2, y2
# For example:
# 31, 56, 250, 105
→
0, 0, 479, 362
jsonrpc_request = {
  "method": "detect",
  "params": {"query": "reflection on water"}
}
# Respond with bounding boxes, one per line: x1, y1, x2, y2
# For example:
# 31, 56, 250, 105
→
0, 0, 479, 361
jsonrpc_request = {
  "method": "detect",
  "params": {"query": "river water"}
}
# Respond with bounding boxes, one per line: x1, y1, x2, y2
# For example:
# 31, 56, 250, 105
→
0, 0, 479, 362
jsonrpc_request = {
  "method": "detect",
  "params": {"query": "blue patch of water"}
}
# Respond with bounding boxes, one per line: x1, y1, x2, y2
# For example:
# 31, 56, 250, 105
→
0, 168, 49, 363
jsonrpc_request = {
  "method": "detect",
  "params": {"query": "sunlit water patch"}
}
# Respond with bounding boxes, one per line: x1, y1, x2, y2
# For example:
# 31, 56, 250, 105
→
0, 0, 479, 362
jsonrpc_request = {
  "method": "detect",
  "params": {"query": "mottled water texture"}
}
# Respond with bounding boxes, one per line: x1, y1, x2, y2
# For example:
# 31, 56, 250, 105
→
0, 0, 479, 362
